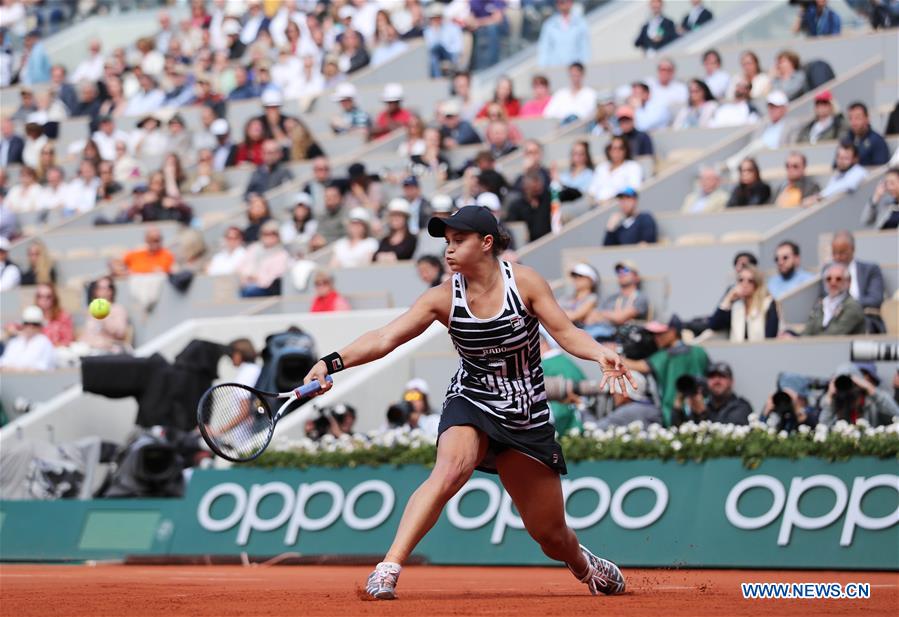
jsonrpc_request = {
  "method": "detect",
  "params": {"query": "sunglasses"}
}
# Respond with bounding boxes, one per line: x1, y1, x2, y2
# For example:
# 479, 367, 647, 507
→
616, 267, 631, 274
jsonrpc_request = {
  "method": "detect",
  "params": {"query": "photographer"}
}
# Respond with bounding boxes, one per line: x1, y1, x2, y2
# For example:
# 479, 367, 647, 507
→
385, 379, 440, 436
819, 363, 899, 427
306, 403, 357, 440
671, 362, 752, 426
762, 380, 818, 433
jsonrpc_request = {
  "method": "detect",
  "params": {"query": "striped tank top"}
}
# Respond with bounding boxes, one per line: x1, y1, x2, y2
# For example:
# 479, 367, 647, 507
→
446, 260, 550, 431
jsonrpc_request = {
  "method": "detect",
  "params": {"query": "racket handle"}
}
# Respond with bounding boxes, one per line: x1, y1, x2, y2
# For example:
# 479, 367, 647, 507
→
294, 375, 333, 398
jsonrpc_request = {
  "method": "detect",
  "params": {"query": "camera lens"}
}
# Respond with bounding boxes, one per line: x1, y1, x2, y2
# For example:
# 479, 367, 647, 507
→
834, 375, 855, 392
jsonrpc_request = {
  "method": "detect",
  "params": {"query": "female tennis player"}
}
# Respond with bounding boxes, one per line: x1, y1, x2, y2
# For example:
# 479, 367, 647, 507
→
303, 205, 634, 599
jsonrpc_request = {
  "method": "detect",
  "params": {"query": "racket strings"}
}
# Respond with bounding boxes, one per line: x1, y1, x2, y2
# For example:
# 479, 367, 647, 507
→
199, 385, 273, 460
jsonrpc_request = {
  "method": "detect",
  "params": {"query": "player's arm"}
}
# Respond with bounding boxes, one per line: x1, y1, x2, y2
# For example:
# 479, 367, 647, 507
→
516, 265, 636, 393
303, 282, 451, 391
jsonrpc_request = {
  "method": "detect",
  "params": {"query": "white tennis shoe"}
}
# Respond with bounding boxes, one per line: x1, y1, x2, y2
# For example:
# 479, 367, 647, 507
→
569, 545, 626, 595
365, 562, 402, 599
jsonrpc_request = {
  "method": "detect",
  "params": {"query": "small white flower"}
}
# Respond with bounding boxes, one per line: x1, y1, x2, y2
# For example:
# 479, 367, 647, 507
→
671, 440, 682, 451
778, 430, 789, 440
798, 424, 811, 435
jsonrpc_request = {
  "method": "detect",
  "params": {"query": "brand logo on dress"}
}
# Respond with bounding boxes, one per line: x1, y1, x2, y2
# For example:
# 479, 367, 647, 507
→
509, 316, 523, 330
483, 346, 507, 356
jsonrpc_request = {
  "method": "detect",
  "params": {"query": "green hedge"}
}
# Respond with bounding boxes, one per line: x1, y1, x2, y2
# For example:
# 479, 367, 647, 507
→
249, 420, 899, 470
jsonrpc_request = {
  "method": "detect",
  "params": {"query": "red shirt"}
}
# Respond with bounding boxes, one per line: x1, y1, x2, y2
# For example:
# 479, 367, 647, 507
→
477, 99, 522, 119
519, 97, 551, 118
235, 141, 264, 166
374, 108, 413, 137
310, 291, 351, 313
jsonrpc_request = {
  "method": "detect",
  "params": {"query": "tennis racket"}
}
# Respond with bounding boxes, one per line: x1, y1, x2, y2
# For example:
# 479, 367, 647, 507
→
197, 376, 332, 463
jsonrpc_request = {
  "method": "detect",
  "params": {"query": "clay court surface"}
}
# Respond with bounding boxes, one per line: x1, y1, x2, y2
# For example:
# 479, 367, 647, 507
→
1, 564, 896, 617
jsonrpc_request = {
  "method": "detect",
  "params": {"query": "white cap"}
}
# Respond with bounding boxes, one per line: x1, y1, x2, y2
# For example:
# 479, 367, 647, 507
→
294, 192, 312, 206
0, 236, 10, 251
210, 118, 229, 136
347, 207, 371, 224
767, 90, 788, 107
405, 378, 429, 395
475, 192, 501, 212
222, 19, 241, 35
332, 82, 357, 101
26, 110, 48, 125
338, 5, 356, 19
426, 3, 444, 18
22, 305, 44, 325
431, 194, 454, 213
261, 89, 283, 107
440, 98, 461, 116
569, 262, 598, 282
387, 197, 411, 216
381, 83, 404, 102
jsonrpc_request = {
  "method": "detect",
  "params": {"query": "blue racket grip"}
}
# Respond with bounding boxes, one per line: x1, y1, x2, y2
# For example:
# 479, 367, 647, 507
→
294, 375, 333, 398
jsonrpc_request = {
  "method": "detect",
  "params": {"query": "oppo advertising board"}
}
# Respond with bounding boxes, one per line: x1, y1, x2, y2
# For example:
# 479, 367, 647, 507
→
0, 459, 896, 568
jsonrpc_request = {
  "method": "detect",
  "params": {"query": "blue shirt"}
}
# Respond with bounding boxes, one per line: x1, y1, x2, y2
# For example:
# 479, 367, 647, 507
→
845, 128, 891, 167
801, 5, 841, 36
767, 269, 815, 299
537, 13, 590, 67
603, 212, 658, 246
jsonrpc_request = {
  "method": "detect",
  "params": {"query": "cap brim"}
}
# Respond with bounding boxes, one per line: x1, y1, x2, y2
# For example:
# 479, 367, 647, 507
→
427, 216, 479, 238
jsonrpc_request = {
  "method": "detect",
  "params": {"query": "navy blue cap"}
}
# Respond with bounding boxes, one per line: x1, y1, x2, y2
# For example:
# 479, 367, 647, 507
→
617, 187, 638, 198
428, 205, 499, 238
402, 175, 419, 187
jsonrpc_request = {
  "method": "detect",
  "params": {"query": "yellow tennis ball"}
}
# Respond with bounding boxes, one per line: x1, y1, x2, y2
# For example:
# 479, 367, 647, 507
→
89, 298, 111, 319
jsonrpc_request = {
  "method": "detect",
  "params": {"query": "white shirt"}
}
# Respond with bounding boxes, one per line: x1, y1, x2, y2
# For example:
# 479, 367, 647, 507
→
207, 247, 247, 276
6, 183, 43, 213
705, 69, 730, 100
241, 13, 268, 45
0, 333, 57, 371
646, 77, 688, 115
820, 164, 868, 200
760, 119, 788, 150
588, 161, 643, 202
0, 260, 21, 291
543, 86, 597, 121
38, 183, 68, 211
634, 97, 671, 132
822, 292, 847, 328
351, 2, 380, 41
92, 129, 129, 161
280, 219, 318, 248
807, 117, 834, 144
233, 361, 262, 388
710, 102, 759, 128
271, 55, 303, 95
70, 53, 105, 84
63, 177, 99, 214
331, 237, 379, 268
848, 260, 860, 301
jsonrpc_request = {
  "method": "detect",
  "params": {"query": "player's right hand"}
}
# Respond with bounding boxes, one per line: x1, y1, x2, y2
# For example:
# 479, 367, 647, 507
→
303, 360, 333, 396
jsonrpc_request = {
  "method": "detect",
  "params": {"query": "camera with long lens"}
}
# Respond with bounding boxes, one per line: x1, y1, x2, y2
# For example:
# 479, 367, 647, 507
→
543, 376, 606, 402
386, 400, 414, 428
675, 374, 707, 398
308, 404, 354, 440
851, 341, 898, 362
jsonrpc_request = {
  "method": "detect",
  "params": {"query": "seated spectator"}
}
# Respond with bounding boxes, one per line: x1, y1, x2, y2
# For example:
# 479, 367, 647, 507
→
244, 140, 294, 198
6, 166, 42, 213
129, 114, 168, 158
616, 106, 655, 157
584, 260, 651, 339
727, 158, 771, 207
822, 230, 884, 332
330, 83, 372, 136
207, 226, 247, 276
709, 265, 779, 341
254, 91, 299, 145
624, 316, 709, 427
861, 167, 899, 229
680, 0, 714, 33
506, 171, 552, 242
337, 28, 370, 74
311, 183, 348, 251
125, 73, 165, 117
512, 140, 550, 193
603, 188, 657, 246
724, 91, 791, 171
92, 116, 129, 162
187, 149, 228, 194
561, 263, 599, 326
78, 276, 131, 353
416, 254, 446, 288
672, 362, 752, 426
700, 49, 729, 99
280, 193, 318, 256
209, 118, 238, 171
413, 126, 452, 183
818, 363, 899, 427
343, 163, 384, 217
14, 283, 72, 348
770, 50, 807, 101
710, 80, 760, 128
803, 263, 865, 335
0, 118, 24, 167
0, 306, 56, 371
589, 136, 643, 203
331, 207, 379, 269
646, 58, 689, 118
398, 114, 426, 158
555, 140, 595, 195
439, 99, 482, 147
539, 334, 586, 435
806, 142, 867, 204
400, 176, 432, 235
483, 120, 518, 160
371, 83, 412, 140
477, 76, 521, 120
131, 171, 192, 225
425, 4, 463, 77
672, 79, 717, 130
842, 102, 891, 166
238, 220, 289, 297
597, 370, 662, 429
20, 239, 56, 285
113, 140, 142, 182
371, 21, 408, 67
774, 152, 822, 207
768, 241, 816, 299
681, 166, 729, 213
544, 62, 597, 123
537, 0, 590, 67
796, 90, 845, 144
227, 65, 260, 101
227, 338, 261, 388
520, 75, 553, 118
634, 0, 678, 53
794, 0, 841, 36
588, 91, 618, 137
123, 226, 175, 274
0, 237, 19, 292
310, 270, 352, 312
243, 193, 273, 245
629, 81, 671, 132
61, 160, 101, 216
375, 198, 417, 262
96, 161, 123, 202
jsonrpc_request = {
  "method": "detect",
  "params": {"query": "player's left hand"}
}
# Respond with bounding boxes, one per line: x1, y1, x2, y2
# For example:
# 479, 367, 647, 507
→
597, 352, 638, 395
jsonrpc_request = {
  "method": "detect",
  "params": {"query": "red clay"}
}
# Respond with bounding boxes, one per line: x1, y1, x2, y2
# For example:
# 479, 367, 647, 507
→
1, 564, 896, 617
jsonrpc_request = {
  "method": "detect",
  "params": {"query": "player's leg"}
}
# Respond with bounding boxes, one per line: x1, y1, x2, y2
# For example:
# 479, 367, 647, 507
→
495, 449, 626, 595
366, 425, 488, 599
